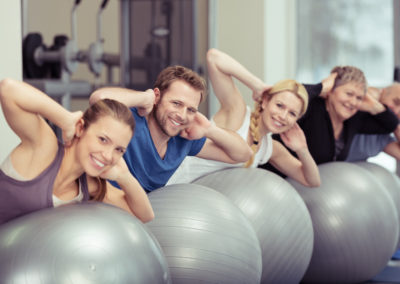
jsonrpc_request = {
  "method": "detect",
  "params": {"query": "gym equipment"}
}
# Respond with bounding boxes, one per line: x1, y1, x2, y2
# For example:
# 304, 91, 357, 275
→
0, 202, 171, 283
22, 0, 119, 80
147, 184, 262, 284
354, 161, 400, 249
194, 168, 314, 284
287, 162, 399, 284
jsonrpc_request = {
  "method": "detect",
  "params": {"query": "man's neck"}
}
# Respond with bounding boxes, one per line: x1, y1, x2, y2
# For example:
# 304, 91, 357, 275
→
147, 113, 170, 159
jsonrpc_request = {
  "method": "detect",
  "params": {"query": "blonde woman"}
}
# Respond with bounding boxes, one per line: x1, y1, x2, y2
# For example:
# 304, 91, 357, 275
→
272, 66, 399, 165
167, 48, 320, 187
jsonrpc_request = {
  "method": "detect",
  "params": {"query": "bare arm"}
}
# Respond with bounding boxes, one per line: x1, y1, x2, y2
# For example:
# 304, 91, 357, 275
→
383, 141, 400, 160
90, 87, 155, 117
383, 125, 400, 160
0, 78, 80, 147
180, 111, 252, 163
101, 158, 154, 223
269, 125, 320, 187
207, 48, 270, 130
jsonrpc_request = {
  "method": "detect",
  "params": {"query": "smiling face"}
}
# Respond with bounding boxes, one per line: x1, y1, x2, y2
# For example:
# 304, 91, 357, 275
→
152, 80, 202, 137
76, 115, 133, 177
261, 91, 303, 134
327, 82, 365, 121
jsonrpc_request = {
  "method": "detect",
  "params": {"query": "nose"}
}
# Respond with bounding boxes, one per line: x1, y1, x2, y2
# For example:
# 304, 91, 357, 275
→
278, 109, 289, 121
349, 96, 358, 106
176, 108, 188, 122
103, 147, 114, 163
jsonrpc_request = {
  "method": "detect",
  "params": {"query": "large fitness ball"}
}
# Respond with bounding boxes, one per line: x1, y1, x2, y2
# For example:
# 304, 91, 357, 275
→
194, 168, 314, 284
0, 202, 171, 283
287, 162, 399, 284
147, 183, 262, 284
354, 161, 400, 249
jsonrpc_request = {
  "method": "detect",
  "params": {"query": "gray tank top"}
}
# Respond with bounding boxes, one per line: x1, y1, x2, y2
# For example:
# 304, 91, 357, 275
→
0, 143, 90, 225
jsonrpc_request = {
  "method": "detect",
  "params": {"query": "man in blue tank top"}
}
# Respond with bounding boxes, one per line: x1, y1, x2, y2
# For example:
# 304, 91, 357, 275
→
90, 66, 252, 192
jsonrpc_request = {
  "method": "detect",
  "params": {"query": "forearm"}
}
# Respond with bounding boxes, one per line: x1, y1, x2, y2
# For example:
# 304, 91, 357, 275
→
116, 175, 154, 223
209, 48, 265, 93
384, 141, 400, 160
206, 124, 252, 162
363, 106, 399, 133
90, 87, 151, 108
295, 147, 321, 187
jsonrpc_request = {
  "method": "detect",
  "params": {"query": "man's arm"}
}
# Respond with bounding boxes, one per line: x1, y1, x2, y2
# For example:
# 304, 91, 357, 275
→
90, 87, 155, 116
383, 125, 400, 160
181, 112, 252, 163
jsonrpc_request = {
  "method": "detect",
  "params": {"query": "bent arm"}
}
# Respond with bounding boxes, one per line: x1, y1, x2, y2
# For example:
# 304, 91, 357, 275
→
101, 158, 154, 223
196, 123, 252, 163
383, 125, 400, 160
358, 106, 398, 134
90, 87, 154, 116
207, 48, 269, 130
0, 78, 78, 147
105, 178, 154, 223
383, 141, 400, 160
269, 140, 321, 187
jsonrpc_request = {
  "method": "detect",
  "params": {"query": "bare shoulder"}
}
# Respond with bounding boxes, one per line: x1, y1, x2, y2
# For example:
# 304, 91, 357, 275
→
9, 134, 59, 179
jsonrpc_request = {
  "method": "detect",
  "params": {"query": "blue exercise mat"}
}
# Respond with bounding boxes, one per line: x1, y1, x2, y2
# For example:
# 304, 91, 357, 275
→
392, 249, 400, 260
370, 260, 400, 283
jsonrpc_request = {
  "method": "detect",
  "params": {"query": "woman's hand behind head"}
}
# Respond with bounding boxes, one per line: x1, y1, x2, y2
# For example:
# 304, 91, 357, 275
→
62, 111, 83, 146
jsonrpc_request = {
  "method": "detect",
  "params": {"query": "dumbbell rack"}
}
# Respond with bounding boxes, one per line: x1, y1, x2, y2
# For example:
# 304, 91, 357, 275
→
23, 0, 116, 110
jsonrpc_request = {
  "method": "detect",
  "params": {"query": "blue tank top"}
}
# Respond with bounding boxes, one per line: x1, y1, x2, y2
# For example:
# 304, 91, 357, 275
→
0, 144, 90, 225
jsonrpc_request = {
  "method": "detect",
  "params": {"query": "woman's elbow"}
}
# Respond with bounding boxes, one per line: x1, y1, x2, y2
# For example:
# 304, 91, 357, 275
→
89, 89, 108, 105
0, 78, 16, 101
139, 209, 155, 223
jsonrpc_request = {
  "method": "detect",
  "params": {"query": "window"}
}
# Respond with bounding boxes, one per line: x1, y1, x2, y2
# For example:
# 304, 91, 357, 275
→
296, 0, 394, 86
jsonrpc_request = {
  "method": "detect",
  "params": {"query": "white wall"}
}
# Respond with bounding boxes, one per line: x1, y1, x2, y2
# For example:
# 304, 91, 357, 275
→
208, 0, 296, 116
0, 0, 22, 163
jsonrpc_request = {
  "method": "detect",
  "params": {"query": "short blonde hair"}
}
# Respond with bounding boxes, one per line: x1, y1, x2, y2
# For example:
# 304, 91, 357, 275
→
331, 66, 367, 94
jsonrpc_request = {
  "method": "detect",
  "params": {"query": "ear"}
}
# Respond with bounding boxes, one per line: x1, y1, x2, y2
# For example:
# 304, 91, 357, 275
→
75, 118, 85, 138
153, 88, 161, 104
261, 97, 268, 110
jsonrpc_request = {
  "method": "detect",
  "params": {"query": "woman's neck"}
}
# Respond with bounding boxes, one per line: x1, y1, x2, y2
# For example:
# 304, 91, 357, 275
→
54, 143, 85, 192
325, 100, 344, 140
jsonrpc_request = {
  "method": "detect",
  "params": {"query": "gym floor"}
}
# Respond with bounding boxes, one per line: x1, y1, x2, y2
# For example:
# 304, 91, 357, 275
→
364, 259, 400, 283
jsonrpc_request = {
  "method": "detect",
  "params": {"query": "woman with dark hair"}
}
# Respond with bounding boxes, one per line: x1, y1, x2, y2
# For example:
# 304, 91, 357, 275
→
0, 79, 154, 225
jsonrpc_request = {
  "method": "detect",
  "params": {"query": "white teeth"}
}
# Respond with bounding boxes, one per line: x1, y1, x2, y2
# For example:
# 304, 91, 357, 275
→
273, 119, 283, 127
93, 158, 104, 168
171, 119, 181, 126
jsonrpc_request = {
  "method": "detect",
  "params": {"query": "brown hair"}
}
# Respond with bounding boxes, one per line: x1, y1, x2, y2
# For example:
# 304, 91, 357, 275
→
82, 99, 135, 201
244, 79, 308, 168
154, 65, 207, 102
330, 66, 367, 94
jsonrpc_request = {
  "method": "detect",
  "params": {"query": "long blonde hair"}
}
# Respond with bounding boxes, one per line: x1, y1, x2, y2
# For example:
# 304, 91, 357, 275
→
244, 79, 308, 168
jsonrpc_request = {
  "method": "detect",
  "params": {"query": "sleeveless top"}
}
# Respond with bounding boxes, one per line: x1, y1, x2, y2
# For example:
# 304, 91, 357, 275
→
167, 106, 273, 185
0, 144, 90, 225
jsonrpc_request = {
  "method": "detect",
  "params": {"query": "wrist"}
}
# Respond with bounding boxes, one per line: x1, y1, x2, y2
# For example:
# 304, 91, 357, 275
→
370, 102, 385, 115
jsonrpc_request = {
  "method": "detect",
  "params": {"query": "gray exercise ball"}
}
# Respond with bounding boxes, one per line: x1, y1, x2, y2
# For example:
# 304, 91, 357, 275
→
194, 168, 314, 284
354, 161, 400, 249
287, 162, 399, 284
146, 183, 262, 284
0, 202, 171, 284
